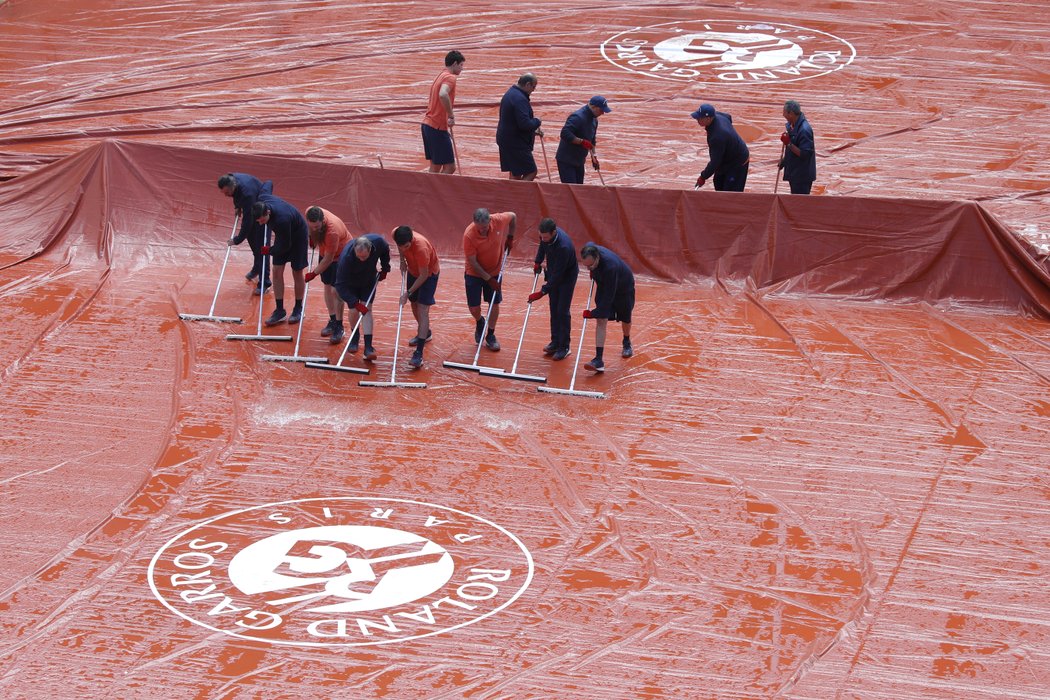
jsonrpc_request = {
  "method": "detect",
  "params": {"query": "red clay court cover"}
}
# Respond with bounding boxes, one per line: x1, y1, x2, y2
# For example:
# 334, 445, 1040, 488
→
1, 2, 1049, 699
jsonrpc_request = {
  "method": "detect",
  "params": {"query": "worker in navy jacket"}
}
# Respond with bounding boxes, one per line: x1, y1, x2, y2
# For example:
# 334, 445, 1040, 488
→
555, 96, 611, 184
496, 73, 543, 181
691, 103, 750, 192
251, 194, 309, 326
579, 243, 635, 373
779, 100, 816, 194
334, 233, 391, 361
526, 218, 579, 360
218, 172, 272, 290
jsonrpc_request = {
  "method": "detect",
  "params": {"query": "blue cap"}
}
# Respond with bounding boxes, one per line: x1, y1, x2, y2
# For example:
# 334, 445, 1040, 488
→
690, 103, 715, 120
589, 95, 611, 113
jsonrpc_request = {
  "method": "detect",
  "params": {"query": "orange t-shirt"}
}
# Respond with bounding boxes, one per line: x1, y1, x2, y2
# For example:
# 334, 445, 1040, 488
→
422, 70, 457, 131
313, 208, 352, 260
463, 212, 513, 277
396, 229, 441, 278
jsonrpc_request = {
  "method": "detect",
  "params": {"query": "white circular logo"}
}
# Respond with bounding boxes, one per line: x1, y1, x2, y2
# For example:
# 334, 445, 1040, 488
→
148, 497, 534, 647
601, 21, 856, 84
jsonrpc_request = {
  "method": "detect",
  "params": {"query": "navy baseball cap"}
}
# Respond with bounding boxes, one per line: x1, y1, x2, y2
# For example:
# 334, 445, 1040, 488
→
690, 103, 715, 120
589, 95, 611, 113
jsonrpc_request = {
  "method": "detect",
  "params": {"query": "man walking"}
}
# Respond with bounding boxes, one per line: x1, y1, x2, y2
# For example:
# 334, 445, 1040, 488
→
393, 226, 440, 369
579, 243, 635, 373
421, 50, 465, 174
779, 100, 816, 194
496, 73, 543, 181
555, 96, 611, 184
691, 103, 750, 192
527, 218, 578, 360
251, 195, 309, 326
334, 234, 391, 360
218, 172, 272, 291
463, 208, 515, 351
304, 206, 352, 343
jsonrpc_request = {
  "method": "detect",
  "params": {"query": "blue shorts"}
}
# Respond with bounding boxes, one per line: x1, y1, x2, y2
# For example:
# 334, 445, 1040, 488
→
340, 279, 373, 306
271, 225, 309, 271
421, 123, 454, 165
557, 160, 585, 184
499, 147, 537, 177
320, 263, 338, 286
408, 272, 438, 306
608, 286, 635, 324
465, 274, 503, 307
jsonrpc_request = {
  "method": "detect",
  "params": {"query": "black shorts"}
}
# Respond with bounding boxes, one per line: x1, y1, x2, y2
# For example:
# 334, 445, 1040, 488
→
271, 225, 309, 271
499, 147, 537, 176
320, 263, 338, 286
408, 272, 439, 306
421, 123, 454, 165
608, 286, 635, 324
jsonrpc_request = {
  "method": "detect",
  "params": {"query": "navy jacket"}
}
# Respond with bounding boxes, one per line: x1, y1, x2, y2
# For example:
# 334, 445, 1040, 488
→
230, 173, 273, 244
533, 228, 579, 295
496, 84, 541, 151
555, 105, 598, 167
782, 114, 816, 184
700, 112, 750, 180
588, 245, 634, 319
334, 233, 391, 303
257, 194, 306, 255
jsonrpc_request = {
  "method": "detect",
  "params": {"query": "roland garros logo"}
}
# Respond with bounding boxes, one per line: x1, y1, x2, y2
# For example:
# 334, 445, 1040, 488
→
148, 497, 534, 647
601, 20, 856, 84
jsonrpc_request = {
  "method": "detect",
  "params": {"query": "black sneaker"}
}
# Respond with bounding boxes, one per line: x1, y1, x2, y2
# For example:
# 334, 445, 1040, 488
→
264, 308, 286, 326
622, 343, 634, 358
584, 357, 605, 373
320, 319, 336, 337
485, 333, 500, 352
542, 342, 557, 356
347, 336, 358, 352
474, 318, 485, 343
409, 350, 423, 368
330, 324, 345, 344
552, 348, 569, 361
363, 346, 377, 361
245, 270, 259, 281
408, 330, 433, 347
287, 307, 303, 324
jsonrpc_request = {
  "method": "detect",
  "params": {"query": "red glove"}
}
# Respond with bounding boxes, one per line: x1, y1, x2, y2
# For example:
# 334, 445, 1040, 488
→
260, 245, 270, 255
353, 301, 369, 315
533, 263, 542, 274
695, 176, 706, 188
304, 271, 317, 282
580, 139, 594, 151
780, 132, 791, 145
527, 291, 544, 303
378, 270, 388, 281
582, 309, 593, 319
487, 277, 502, 293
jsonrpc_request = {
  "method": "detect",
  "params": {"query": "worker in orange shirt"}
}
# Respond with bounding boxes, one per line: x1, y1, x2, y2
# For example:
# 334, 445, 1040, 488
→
304, 206, 353, 343
421, 50, 465, 174
393, 226, 441, 368
462, 208, 515, 351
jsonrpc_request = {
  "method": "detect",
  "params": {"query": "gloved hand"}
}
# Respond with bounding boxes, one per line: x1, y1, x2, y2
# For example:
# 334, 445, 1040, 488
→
695, 176, 706, 188
260, 245, 270, 255
533, 263, 542, 274
780, 132, 791, 145
378, 270, 388, 282
504, 236, 514, 251
580, 139, 594, 151
527, 291, 544, 304
582, 309, 593, 319
354, 301, 369, 315
304, 271, 317, 282
487, 277, 502, 293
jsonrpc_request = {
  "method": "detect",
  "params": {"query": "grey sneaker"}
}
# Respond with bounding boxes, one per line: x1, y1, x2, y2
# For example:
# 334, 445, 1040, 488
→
320, 319, 336, 337
485, 333, 500, 352
330, 324, 345, 344
622, 343, 634, 358
584, 357, 605, 373
552, 348, 569, 361
409, 350, 423, 368
264, 308, 286, 326
363, 346, 377, 361
408, 330, 433, 346
287, 307, 303, 324
542, 342, 557, 356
